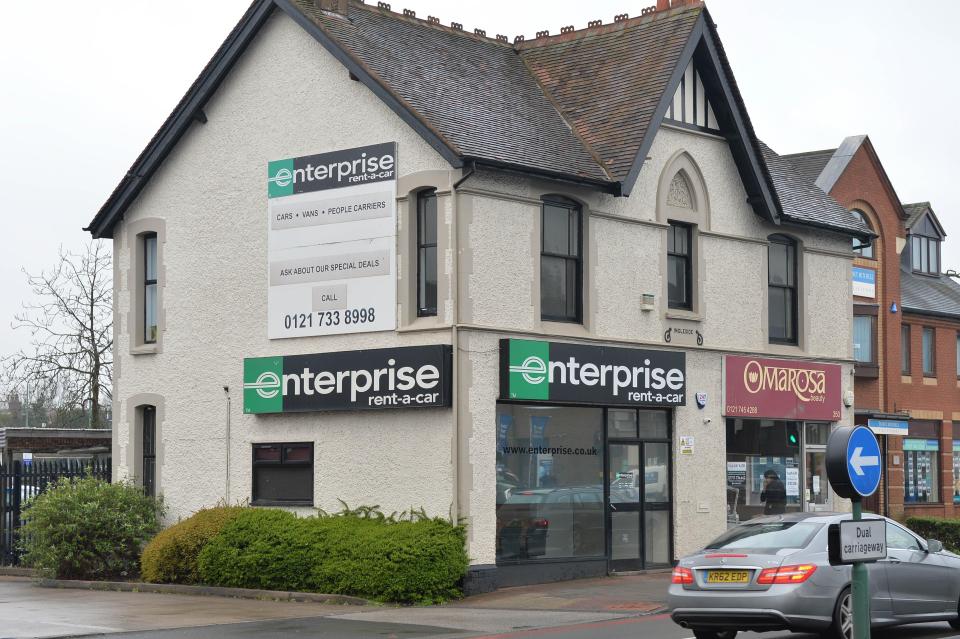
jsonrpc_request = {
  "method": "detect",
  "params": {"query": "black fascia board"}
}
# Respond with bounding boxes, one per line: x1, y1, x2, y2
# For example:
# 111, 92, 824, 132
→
780, 218, 876, 243
86, 0, 275, 238
901, 305, 960, 321
274, 0, 464, 171
465, 158, 619, 194
696, 16, 780, 224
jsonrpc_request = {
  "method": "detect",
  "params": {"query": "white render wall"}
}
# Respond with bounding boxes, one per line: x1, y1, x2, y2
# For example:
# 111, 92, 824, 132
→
112, 10, 457, 523
110, 9, 857, 569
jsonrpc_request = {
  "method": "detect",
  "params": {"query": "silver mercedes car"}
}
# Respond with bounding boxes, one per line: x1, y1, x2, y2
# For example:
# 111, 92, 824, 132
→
668, 512, 960, 639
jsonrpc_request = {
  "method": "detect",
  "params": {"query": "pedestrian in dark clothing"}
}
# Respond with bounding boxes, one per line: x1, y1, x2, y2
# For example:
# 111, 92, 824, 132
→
760, 469, 787, 514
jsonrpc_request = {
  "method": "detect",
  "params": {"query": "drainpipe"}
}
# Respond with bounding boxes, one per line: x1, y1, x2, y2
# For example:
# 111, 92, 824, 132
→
223, 386, 231, 503
450, 164, 475, 524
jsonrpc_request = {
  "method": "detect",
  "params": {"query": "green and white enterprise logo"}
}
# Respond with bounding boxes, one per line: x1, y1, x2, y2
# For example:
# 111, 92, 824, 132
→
243, 356, 284, 413
267, 159, 295, 199
507, 339, 549, 400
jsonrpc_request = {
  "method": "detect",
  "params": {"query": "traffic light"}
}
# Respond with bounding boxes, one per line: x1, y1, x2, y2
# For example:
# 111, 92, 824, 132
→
786, 423, 800, 448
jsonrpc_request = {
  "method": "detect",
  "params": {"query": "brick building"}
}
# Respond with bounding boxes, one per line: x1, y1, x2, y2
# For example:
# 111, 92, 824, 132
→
786, 136, 960, 519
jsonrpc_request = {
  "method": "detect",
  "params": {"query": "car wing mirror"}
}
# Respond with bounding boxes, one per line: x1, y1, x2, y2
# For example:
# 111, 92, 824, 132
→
926, 539, 943, 553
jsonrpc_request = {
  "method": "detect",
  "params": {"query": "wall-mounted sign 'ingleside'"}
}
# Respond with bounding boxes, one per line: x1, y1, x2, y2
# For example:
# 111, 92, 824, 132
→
499, 339, 686, 407
724, 355, 842, 421
267, 143, 398, 340
243, 345, 451, 414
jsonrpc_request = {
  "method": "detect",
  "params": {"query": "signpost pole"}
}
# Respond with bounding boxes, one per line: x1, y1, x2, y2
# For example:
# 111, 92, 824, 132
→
851, 498, 870, 639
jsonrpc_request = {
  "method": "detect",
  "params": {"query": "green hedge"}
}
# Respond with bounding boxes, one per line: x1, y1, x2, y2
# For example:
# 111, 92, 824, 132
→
197, 508, 468, 603
141, 505, 247, 584
19, 477, 163, 580
905, 516, 960, 552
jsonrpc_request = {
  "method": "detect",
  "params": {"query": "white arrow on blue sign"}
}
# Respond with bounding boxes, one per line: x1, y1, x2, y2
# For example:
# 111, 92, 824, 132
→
846, 426, 882, 497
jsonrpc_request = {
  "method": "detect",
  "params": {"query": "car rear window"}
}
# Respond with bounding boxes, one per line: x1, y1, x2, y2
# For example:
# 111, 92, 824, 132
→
705, 522, 822, 552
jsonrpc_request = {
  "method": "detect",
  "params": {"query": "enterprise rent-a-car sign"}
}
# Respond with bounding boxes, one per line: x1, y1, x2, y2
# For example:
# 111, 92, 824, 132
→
267, 143, 397, 339
500, 339, 685, 407
244, 346, 451, 414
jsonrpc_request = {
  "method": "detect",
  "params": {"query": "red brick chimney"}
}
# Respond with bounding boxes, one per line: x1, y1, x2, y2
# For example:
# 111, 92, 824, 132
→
656, 0, 670, 10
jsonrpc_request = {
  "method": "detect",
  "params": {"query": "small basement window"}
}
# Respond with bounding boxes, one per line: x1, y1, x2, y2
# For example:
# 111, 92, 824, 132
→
252, 442, 314, 506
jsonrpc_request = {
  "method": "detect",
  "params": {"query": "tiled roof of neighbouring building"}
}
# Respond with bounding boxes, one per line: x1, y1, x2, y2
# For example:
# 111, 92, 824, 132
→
900, 267, 960, 319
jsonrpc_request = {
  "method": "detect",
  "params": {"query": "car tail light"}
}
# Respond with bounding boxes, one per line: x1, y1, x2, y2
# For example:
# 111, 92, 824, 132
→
671, 567, 694, 585
532, 519, 549, 528
757, 564, 817, 585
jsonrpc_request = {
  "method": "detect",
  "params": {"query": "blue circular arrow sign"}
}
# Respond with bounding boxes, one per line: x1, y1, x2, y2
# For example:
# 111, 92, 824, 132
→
826, 426, 883, 500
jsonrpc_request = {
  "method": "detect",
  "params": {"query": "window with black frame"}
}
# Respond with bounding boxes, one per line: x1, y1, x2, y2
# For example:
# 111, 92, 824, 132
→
252, 442, 314, 506
142, 406, 156, 497
667, 222, 692, 310
767, 235, 798, 345
540, 196, 582, 323
417, 189, 437, 317
144, 233, 158, 343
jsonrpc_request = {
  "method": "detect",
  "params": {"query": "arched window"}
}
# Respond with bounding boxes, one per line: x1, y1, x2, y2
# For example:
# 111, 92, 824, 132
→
850, 210, 874, 259
540, 195, 582, 323
768, 234, 798, 345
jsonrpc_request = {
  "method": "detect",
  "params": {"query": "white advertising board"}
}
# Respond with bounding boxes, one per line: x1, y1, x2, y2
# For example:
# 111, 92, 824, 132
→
266, 143, 397, 338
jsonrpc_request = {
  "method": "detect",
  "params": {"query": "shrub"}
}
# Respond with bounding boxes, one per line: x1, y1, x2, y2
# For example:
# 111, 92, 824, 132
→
198, 506, 468, 603
905, 516, 960, 552
19, 477, 164, 580
141, 505, 247, 584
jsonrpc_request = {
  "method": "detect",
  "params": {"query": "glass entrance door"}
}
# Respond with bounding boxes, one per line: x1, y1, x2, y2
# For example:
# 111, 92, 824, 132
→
607, 439, 672, 571
609, 443, 642, 571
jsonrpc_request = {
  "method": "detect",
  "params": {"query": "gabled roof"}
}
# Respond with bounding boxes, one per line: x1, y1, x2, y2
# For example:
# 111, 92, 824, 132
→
86, 0, 859, 241
761, 142, 873, 240
783, 135, 907, 222
900, 266, 960, 319
903, 201, 946, 237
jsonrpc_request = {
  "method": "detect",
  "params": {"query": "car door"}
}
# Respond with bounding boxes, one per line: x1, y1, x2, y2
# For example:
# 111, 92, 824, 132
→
884, 521, 954, 617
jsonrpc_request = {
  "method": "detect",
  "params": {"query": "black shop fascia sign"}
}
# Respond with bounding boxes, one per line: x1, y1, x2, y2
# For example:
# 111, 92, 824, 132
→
243, 345, 452, 414
500, 339, 686, 407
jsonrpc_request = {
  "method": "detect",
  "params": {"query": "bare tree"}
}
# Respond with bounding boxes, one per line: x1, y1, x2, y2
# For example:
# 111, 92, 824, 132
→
4, 241, 112, 428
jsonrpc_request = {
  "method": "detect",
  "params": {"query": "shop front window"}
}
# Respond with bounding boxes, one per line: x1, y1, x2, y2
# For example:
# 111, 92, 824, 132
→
726, 419, 803, 523
904, 425, 940, 504
496, 405, 604, 561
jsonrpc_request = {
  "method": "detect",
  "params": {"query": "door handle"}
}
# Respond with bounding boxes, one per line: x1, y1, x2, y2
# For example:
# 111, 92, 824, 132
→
609, 503, 617, 511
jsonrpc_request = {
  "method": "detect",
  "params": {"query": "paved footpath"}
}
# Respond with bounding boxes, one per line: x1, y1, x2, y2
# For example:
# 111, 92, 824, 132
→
2, 575, 959, 639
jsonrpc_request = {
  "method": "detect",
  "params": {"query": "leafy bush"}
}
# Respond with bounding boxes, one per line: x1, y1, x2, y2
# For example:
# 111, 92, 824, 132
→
20, 477, 164, 580
905, 516, 960, 552
141, 505, 246, 584
198, 505, 468, 603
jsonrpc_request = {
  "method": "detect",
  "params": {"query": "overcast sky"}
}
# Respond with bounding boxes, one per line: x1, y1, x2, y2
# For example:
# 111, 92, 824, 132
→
1, 0, 957, 357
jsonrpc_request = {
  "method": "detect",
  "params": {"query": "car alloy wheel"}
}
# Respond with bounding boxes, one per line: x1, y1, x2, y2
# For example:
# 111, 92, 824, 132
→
839, 591, 853, 639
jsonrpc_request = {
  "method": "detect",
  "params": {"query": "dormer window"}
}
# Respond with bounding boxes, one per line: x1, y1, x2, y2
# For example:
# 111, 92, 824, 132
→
911, 234, 940, 275
850, 210, 874, 259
